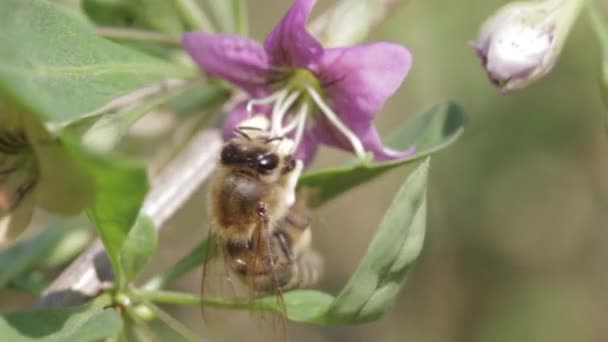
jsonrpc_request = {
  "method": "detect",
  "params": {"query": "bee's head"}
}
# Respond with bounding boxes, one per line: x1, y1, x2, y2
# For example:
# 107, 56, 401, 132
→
220, 137, 297, 181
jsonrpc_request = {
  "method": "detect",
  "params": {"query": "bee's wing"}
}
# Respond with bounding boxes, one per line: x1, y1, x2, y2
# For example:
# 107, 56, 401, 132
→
200, 223, 289, 341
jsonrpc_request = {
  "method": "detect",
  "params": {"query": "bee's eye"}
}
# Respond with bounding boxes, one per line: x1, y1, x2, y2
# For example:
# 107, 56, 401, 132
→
282, 156, 296, 174
221, 144, 240, 164
258, 154, 279, 171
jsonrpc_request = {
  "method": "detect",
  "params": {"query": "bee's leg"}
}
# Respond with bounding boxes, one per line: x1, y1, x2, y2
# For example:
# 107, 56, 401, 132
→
282, 160, 303, 208
275, 230, 294, 263
257, 201, 269, 223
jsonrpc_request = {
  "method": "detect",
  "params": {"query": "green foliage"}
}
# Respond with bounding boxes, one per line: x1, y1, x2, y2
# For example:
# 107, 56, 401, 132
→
63, 140, 149, 289
0, 295, 122, 341
83, 0, 185, 33
207, 0, 248, 34
0, 228, 64, 289
0, 0, 191, 124
300, 102, 464, 207
119, 215, 157, 284
588, 2, 608, 114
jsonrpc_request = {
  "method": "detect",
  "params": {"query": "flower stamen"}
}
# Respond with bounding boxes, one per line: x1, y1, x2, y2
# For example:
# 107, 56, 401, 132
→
271, 91, 300, 136
306, 85, 366, 159
246, 89, 288, 116
291, 102, 309, 152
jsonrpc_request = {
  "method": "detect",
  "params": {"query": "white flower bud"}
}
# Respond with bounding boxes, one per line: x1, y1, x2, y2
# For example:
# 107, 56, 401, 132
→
472, 0, 585, 93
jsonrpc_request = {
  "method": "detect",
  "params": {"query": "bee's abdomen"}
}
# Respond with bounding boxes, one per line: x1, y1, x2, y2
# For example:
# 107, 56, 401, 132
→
282, 250, 323, 291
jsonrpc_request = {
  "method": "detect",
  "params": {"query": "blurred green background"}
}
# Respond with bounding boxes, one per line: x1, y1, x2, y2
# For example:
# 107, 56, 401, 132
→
151, 1, 608, 341
5, 0, 608, 341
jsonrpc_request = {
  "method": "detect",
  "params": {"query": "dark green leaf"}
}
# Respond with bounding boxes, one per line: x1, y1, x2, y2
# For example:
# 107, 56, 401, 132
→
0, 295, 122, 342
0, 0, 191, 124
0, 220, 91, 292
120, 215, 157, 283
299, 102, 464, 207
9, 272, 49, 294
0, 228, 64, 289
64, 140, 148, 288
324, 159, 428, 323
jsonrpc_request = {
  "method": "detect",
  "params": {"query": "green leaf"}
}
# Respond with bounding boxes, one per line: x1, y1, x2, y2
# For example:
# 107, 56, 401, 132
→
324, 158, 428, 323
207, 0, 248, 34
9, 272, 49, 295
588, 2, 608, 119
83, 0, 185, 34
0, 228, 64, 289
278, 290, 335, 323
248, 160, 429, 324
120, 215, 157, 283
300, 101, 464, 207
0, 295, 122, 342
312, 0, 398, 46
0, 220, 91, 292
0, 0, 191, 124
64, 140, 148, 288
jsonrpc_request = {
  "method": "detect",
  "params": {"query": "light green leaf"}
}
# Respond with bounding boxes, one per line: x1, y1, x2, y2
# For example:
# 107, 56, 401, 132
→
207, 0, 248, 34
64, 140, 148, 289
588, 2, 608, 117
300, 102, 464, 207
0, 295, 122, 342
311, 0, 402, 46
83, 0, 186, 34
248, 160, 428, 324
0, 0, 191, 124
120, 215, 157, 283
324, 159, 428, 323
277, 290, 335, 323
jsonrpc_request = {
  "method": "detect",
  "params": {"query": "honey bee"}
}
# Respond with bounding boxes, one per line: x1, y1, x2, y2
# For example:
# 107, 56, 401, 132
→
207, 117, 303, 245
203, 116, 322, 319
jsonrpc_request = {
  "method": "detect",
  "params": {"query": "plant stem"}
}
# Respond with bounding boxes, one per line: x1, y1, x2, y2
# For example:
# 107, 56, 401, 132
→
131, 288, 261, 311
173, 0, 215, 31
144, 301, 201, 342
96, 27, 182, 47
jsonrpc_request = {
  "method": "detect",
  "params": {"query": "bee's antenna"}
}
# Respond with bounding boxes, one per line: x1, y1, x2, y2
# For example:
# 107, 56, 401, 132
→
234, 127, 252, 141
264, 136, 284, 144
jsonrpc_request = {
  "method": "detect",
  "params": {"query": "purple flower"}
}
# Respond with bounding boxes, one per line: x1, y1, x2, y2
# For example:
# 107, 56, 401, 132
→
182, 0, 414, 164
471, 0, 585, 93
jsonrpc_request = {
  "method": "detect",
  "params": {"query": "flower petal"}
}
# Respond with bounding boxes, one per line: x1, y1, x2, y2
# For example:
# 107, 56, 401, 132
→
183, 32, 271, 95
0, 190, 35, 247
316, 42, 412, 130
24, 117, 94, 215
294, 129, 319, 166
311, 118, 414, 162
264, 0, 323, 67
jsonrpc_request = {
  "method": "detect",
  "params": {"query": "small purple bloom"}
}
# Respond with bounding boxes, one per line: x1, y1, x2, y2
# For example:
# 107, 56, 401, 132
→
183, 0, 414, 164
471, 0, 585, 93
